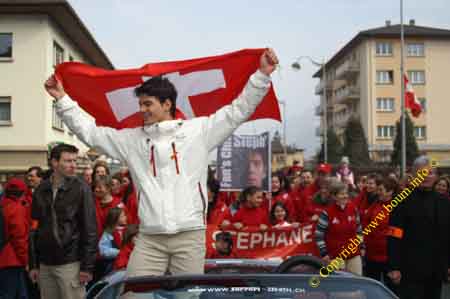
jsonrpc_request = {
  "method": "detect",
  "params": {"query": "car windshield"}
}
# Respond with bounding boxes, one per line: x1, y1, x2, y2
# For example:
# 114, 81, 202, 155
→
96, 274, 397, 299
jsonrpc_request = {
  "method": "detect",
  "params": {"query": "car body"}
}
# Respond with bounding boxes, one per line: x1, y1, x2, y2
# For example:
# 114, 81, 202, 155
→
88, 257, 399, 299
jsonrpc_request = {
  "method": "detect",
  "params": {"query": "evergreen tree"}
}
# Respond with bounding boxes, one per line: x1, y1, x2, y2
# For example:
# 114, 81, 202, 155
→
317, 128, 343, 164
342, 116, 371, 167
391, 113, 420, 167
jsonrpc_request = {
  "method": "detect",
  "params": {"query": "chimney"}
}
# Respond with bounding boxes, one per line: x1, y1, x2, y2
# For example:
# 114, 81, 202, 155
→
409, 19, 416, 26
385, 20, 391, 27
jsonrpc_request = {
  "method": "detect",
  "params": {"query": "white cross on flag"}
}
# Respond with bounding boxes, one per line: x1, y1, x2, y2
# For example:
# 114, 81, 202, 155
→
55, 49, 281, 129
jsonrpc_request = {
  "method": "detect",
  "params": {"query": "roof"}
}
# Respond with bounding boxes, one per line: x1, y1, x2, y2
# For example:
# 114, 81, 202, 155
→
313, 23, 450, 78
0, 0, 114, 69
271, 140, 303, 154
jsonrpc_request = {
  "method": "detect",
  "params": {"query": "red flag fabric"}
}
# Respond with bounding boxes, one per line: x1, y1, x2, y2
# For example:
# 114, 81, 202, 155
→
404, 74, 422, 118
55, 49, 281, 129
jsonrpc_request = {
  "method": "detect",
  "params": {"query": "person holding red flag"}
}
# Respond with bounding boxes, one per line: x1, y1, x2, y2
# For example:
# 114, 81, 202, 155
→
44, 49, 279, 277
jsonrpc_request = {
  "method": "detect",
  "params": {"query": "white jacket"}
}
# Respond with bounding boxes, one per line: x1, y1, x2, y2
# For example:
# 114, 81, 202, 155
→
56, 70, 271, 234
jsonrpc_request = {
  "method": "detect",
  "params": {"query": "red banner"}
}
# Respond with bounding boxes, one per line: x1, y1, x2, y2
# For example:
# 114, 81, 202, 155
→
206, 223, 320, 259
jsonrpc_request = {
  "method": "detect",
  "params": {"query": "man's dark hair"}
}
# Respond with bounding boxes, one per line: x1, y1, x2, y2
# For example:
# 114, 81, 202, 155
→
134, 76, 178, 117
216, 231, 233, 254
239, 186, 262, 203
49, 143, 79, 161
27, 166, 44, 178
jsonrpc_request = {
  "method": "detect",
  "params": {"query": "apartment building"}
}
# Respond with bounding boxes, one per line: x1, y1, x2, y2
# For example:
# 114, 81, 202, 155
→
314, 20, 450, 163
0, 0, 113, 180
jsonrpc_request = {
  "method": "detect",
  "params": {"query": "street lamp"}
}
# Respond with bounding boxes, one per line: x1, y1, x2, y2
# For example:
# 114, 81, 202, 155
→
278, 100, 288, 166
292, 56, 328, 163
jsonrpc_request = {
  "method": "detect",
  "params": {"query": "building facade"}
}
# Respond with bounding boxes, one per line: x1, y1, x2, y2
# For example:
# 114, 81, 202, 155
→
271, 132, 304, 172
0, 0, 113, 181
314, 20, 450, 164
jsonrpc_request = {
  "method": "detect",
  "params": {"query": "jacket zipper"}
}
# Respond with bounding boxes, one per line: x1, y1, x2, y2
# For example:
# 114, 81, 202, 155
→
198, 182, 207, 224
150, 145, 157, 177
171, 142, 180, 175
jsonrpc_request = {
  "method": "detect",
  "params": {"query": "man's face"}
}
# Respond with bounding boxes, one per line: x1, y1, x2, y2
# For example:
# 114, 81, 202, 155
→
95, 166, 107, 178
247, 152, 266, 188
301, 172, 313, 186
366, 178, 377, 193
139, 95, 171, 125
111, 178, 122, 195
418, 165, 437, 189
215, 239, 228, 254
434, 179, 449, 195
271, 176, 281, 192
94, 183, 109, 198
83, 168, 93, 185
334, 189, 349, 207
247, 191, 263, 208
26, 169, 42, 189
51, 152, 77, 177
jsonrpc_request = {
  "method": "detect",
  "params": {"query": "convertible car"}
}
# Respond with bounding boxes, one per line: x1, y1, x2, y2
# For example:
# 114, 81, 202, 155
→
88, 256, 399, 299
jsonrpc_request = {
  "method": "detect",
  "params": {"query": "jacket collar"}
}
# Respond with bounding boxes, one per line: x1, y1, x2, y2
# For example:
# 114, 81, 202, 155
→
41, 176, 77, 192
142, 119, 184, 136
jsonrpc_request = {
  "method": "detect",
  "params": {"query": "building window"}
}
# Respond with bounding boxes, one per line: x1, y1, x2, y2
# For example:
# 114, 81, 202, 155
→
377, 125, 395, 139
53, 42, 64, 67
376, 42, 393, 56
418, 98, 426, 113
0, 97, 12, 125
407, 43, 425, 57
414, 126, 426, 139
376, 70, 394, 84
0, 33, 12, 59
52, 101, 64, 131
407, 71, 425, 84
376, 98, 395, 112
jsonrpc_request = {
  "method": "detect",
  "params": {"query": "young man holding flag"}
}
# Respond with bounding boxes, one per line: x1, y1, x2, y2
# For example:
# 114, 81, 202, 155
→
44, 48, 278, 277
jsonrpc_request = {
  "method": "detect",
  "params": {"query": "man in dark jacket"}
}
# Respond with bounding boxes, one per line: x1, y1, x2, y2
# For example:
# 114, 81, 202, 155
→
29, 143, 97, 299
0, 178, 30, 299
387, 155, 450, 299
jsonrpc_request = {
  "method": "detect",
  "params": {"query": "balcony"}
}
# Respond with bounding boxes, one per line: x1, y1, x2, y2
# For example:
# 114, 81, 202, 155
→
315, 126, 322, 137
315, 105, 322, 116
334, 112, 360, 128
336, 59, 360, 80
315, 81, 333, 95
335, 85, 360, 104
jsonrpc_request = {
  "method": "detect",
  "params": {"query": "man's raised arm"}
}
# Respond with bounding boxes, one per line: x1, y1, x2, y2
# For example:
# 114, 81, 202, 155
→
44, 75, 130, 161
203, 48, 279, 151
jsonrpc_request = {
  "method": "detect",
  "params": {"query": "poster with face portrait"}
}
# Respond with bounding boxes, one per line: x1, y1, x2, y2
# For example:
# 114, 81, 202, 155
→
217, 132, 271, 192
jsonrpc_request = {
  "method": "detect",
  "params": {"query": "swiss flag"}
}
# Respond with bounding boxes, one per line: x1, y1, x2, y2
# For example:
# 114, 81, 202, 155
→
55, 49, 281, 129
404, 74, 422, 118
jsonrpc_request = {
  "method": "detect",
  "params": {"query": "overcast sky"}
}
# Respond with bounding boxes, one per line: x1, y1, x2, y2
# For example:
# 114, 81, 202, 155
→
69, 0, 450, 158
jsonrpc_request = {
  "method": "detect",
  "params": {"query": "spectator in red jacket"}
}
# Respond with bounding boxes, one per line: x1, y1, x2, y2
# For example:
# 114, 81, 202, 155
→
111, 173, 123, 197
270, 201, 298, 228
365, 177, 397, 292
354, 174, 381, 228
295, 165, 331, 222
271, 174, 296, 221
315, 180, 364, 275
232, 186, 269, 231
120, 171, 139, 225
114, 224, 139, 270
0, 178, 30, 299
303, 177, 332, 223
206, 231, 237, 259
94, 176, 123, 238
206, 178, 228, 229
